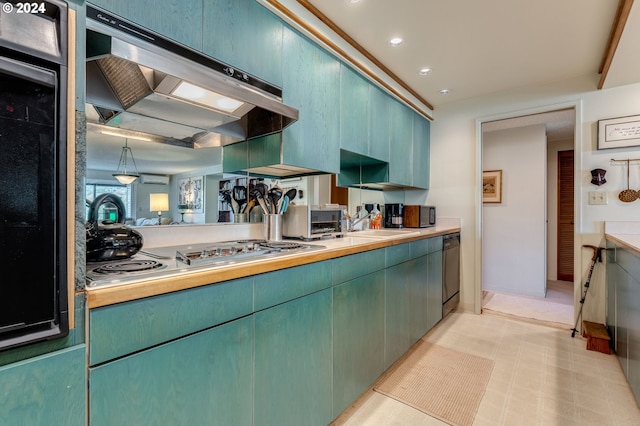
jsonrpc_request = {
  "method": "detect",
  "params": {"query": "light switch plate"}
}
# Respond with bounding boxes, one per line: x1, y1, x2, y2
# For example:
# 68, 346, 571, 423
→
588, 191, 607, 205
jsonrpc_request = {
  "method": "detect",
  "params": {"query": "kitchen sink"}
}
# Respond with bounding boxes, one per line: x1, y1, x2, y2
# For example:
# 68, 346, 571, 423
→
347, 229, 421, 239
339, 236, 386, 246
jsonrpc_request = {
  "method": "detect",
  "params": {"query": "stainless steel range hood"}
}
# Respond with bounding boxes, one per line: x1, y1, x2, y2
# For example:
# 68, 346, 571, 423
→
85, 6, 298, 147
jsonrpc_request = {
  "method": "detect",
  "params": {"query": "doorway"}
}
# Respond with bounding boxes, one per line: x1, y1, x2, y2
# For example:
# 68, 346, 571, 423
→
479, 107, 576, 326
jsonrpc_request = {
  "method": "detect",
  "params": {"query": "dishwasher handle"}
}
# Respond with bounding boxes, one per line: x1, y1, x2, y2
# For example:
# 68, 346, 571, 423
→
443, 233, 460, 249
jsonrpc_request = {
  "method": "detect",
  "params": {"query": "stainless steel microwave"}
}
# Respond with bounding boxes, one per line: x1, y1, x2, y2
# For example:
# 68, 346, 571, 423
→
403, 205, 436, 228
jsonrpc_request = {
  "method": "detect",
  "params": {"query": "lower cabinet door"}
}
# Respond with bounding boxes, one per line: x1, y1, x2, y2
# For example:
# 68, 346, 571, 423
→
333, 270, 385, 418
427, 250, 444, 330
628, 274, 640, 403
408, 256, 429, 342
385, 262, 413, 369
617, 264, 630, 377
254, 289, 332, 426
89, 317, 253, 426
0, 345, 86, 426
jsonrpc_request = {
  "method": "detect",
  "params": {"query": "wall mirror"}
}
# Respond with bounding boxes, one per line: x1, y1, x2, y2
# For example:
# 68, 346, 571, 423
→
85, 119, 265, 225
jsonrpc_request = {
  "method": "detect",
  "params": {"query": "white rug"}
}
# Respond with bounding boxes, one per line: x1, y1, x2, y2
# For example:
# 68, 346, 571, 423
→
483, 292, 573, 325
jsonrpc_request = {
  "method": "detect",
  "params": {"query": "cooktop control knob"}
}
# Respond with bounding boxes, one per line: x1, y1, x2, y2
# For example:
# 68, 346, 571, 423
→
224, 67, 235, 77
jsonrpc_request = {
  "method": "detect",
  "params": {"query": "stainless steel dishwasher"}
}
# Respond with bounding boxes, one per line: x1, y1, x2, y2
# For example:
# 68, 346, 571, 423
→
442, 233, 460, 317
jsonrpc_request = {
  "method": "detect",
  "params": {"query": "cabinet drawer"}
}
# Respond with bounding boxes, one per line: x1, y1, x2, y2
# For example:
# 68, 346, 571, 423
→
254, 260, 332, 311
410, 236, 442, 258
428, 236, 443, 254
332, 248, 385, 285
89, 277, 252, 366
386, 243, 412, 267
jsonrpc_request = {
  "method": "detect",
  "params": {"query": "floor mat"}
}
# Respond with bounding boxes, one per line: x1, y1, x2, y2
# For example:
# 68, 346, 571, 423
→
374, 341, 494, 426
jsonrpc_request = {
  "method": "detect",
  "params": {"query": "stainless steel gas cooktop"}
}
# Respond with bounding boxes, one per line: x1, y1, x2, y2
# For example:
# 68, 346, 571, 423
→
85, 239, 325, 288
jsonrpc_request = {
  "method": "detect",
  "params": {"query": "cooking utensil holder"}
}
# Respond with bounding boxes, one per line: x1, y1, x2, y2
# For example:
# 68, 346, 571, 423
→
264, 214, 283, 241
234, 213, 248, 223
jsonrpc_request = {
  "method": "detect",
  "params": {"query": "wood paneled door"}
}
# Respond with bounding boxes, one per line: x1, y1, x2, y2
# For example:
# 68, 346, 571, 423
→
557, 150, 574, 281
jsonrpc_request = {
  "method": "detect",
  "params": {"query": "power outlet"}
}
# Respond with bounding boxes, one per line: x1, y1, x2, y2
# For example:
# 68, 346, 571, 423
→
589, 191, 607, 205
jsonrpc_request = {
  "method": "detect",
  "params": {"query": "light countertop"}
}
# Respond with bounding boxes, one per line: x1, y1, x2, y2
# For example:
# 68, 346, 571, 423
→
84, 224, 460, 309
604, 221, 640, 258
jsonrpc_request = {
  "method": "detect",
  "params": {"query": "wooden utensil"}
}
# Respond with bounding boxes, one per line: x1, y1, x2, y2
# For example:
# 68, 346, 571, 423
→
619, 159, 638, 202
243, 198, 255, 214
253, 190, 270, 214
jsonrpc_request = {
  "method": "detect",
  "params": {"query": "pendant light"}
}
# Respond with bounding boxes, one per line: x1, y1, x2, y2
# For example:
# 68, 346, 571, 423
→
112, 138, 140, 185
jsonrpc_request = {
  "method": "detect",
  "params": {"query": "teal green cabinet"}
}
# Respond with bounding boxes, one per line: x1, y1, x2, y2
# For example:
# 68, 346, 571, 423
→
282, 27, 341, 174
409, 256, 430, 342
88, 0, 203, 50
385, 239, 442, 368
202, 0, 283, 86
0, 345, 86, 426
385, 261, 414, 369
254, 289, 332, 426
332, 248, 386, 285
388, 98, 413, 186
89, 317, 253, 426
606, 244, 617, 347
606, 241, 640, 405
254, 260, 332, 311
427, 249, 444, 330
89, 277, 253, 366
412, 111, 431, 189
386, 242, 412, 267
369, 86, 390, 162
340, 65, 370, 156
333, 270, 385, 418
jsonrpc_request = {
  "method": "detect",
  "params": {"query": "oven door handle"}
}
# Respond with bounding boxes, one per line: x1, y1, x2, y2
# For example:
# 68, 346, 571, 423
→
0, 56, 56, 87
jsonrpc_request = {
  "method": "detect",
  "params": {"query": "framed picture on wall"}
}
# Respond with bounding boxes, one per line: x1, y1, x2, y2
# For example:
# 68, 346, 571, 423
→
178, 176, 204, 213
483, 170, 502, 203
598, 114, 640, 149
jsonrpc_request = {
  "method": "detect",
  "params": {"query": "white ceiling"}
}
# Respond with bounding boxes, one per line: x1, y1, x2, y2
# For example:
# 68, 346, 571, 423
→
294, 0, 632, 109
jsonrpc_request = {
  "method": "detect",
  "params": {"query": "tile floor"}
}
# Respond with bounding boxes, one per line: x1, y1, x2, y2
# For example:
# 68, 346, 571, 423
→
333, 311, 640, 426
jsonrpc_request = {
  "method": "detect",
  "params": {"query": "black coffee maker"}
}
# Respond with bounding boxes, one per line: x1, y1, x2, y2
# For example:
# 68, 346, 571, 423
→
384, 203, 404, 228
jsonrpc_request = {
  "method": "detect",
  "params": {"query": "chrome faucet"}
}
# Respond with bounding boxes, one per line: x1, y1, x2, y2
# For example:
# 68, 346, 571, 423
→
348, 212, 372, 231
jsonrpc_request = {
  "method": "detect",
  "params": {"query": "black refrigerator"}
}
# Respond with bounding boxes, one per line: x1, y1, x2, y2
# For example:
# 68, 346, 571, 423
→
0, 0, 69, 351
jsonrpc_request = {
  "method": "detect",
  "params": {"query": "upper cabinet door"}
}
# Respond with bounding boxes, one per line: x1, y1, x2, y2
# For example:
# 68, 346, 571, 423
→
340, 65, 370, 156
412, 111, 431, 189
89, 0, 203, 50
282, 27, 340, 174
388, 99, 413, 186
369, 86, 390, 162
202, 0, 284, 86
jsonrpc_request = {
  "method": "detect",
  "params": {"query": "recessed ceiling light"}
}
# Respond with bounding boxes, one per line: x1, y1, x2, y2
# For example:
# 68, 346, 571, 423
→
418, 68, 432, 75
345, 0, 361, 3
439, 89, 450, 95
388, 37, 404, 47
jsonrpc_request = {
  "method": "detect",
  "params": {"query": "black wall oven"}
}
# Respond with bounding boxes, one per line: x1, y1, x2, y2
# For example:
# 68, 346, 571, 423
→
0, 0, 69, 350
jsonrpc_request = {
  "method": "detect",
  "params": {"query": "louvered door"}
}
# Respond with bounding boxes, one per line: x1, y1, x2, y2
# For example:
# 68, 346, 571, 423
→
557, 151, 574, 281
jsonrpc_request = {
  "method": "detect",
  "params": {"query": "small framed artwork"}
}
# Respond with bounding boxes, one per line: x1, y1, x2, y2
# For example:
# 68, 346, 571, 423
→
598, 115, 640, 150
178, 176, 204, 213
483, 170, 502, 204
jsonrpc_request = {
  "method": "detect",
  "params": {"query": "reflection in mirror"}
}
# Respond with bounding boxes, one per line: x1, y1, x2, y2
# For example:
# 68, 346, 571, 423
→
86, 125, 235, 225
86, 124, 335, 226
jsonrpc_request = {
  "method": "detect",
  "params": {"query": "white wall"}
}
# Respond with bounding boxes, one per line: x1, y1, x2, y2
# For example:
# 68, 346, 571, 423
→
482, 124, 547, 297
547, 139, 574, 280
430, 75, 640, 323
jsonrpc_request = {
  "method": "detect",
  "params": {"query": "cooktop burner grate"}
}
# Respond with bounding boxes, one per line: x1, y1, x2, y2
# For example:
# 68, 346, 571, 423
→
92, 259, 165, 275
